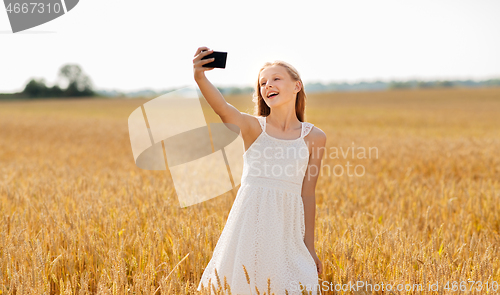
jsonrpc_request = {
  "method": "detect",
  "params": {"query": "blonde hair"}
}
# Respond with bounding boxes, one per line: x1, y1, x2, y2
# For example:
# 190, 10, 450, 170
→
252, 61, 307, 122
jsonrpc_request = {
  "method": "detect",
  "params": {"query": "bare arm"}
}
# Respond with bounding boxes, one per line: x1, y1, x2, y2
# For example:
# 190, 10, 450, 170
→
193, 46, 254, 135
301, 127, 326, 274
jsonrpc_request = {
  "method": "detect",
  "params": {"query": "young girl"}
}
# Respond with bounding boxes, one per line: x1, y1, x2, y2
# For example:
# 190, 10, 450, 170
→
193, 46, 326, 294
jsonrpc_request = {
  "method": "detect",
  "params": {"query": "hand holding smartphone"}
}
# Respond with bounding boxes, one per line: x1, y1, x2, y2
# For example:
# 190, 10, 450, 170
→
201, 51, 227, 69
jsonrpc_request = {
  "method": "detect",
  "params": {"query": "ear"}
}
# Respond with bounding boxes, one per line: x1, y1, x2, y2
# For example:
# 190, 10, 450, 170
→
294, 80, 302, 94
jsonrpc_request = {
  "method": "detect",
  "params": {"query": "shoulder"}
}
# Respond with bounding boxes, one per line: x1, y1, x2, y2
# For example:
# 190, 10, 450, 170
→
306, 124, 327, 147
247, 114, 264, 122
238, 113, 262, 129
237, 113, 264, 138
250, 114, 265, 128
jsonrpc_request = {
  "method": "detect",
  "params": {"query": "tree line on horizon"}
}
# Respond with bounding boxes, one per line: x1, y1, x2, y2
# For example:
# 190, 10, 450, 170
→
183, 78, 500, 96
1, 65, 500, 100
97, 78, 500, 98
0, 64, 96, 100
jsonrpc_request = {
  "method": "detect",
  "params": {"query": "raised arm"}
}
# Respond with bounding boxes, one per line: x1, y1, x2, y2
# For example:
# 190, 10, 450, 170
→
193, 46, 255, 136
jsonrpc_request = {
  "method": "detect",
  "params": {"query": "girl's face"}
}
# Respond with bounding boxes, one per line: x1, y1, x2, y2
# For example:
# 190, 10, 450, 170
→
259, 65, 300, 108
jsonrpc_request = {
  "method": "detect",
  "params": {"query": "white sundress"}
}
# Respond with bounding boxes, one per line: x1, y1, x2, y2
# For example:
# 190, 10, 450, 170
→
197, 115, 321, 295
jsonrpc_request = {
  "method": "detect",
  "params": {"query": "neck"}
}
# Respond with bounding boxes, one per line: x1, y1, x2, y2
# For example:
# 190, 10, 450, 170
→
267, 110, 301, 132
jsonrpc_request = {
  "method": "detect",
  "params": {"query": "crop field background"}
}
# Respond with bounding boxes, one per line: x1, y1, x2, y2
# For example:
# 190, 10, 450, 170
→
0, 87, 499, 294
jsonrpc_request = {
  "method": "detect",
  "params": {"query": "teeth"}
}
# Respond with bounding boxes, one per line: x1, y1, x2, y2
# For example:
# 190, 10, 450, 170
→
268, 92, 278, 98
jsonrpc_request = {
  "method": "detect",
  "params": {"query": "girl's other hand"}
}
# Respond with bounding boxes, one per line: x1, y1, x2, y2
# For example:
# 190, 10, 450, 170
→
193, 46, 215, 80
309, 249, 323, 276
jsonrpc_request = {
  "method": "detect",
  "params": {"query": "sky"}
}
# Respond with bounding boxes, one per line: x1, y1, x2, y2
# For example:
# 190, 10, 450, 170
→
1, 0, 499, 93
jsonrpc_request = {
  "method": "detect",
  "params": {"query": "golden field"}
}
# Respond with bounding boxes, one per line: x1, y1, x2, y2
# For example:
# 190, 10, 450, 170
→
0, 87, 499, 294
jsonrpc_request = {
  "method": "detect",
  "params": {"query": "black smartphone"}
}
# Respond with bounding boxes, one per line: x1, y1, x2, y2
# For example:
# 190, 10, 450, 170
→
202, 51, 227, 68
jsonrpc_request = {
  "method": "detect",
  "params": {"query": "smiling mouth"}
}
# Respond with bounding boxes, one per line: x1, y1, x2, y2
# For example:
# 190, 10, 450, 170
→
267, 92, 279, 98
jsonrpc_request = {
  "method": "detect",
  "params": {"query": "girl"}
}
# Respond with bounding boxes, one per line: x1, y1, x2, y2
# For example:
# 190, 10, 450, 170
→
193, 46, 326, 294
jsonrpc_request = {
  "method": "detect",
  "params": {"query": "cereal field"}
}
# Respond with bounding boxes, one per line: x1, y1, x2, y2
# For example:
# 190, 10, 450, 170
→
0, 87, 499, 294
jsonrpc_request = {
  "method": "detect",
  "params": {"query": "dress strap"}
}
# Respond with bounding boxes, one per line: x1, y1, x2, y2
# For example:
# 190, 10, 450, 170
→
257, 116, 266, 132
301, 122, 314, 138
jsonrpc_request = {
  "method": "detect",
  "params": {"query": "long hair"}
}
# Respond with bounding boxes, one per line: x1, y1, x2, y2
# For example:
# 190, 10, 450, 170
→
252, 61, 307, 122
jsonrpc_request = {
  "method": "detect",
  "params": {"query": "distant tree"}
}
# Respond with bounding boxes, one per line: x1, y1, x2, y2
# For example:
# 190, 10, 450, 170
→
484, 79, 500, 87
58, 64, 95, 97
227, 87, 243, 95
64, 81, 80, 97
435, 81, 454, 88
389, 81, 413, 89
243, 86, 254, 94
23, 78, 67, 98
49, 85, 63, 97
23, 78, 49, 98
216, 87, 225, 94
417, 81, 435, 89
21, 64, 95, 99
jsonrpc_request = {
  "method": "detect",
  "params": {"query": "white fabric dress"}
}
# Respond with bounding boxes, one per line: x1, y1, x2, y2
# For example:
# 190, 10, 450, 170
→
197, 115, 321, 295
